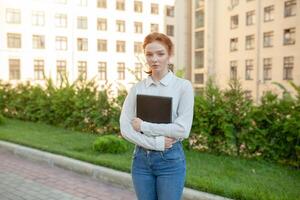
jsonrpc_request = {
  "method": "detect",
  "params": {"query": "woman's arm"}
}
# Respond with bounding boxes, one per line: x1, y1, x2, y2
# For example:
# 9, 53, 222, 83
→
140, 81, 194, 139
119, 85, 165, 151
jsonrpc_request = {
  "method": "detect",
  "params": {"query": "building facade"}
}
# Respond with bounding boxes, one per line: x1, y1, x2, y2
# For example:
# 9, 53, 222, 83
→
0, 0, 185, 92
190, 0, 300, 102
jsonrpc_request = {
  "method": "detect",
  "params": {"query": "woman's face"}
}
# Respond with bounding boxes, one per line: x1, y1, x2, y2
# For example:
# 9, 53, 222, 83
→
144, 41, 170, 75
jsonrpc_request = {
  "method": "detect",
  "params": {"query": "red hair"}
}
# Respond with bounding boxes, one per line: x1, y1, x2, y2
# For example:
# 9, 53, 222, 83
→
143, 32, 174, 56
143, 32, 174, 74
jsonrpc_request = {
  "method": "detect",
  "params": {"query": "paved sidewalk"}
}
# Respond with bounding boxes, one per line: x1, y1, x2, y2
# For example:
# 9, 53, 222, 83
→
0, 141, 232, 200
0, 148, 135, 200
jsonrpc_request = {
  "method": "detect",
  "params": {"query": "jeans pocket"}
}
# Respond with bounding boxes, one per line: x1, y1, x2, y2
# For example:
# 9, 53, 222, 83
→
160, 146, 184, 163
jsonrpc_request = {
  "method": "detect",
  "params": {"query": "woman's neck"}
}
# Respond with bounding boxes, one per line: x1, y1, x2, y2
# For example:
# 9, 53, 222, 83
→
151, 70, 169, 83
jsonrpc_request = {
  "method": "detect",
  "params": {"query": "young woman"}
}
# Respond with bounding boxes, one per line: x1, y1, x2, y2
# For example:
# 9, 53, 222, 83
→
120, 32, 194, 200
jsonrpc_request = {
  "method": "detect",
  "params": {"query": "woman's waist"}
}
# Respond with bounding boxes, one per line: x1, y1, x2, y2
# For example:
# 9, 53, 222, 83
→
136, 141, 182, 153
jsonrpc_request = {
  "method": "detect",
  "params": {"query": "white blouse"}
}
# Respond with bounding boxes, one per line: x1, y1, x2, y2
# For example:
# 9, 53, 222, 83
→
119, 71, 194, 151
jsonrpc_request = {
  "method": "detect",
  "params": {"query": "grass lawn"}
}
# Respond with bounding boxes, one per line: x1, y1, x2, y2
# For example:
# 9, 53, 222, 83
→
0, 118, 299, 200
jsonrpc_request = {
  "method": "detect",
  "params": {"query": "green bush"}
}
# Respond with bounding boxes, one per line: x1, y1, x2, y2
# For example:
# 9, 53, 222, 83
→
191, 79, 300, 167
0, 113, 5, 125
0, 76, 299, 167
0, 77, 125, 135
93, 135, 128, 154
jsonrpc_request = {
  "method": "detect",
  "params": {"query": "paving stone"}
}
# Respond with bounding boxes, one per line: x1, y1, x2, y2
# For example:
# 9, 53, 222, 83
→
0, 149, 136, 200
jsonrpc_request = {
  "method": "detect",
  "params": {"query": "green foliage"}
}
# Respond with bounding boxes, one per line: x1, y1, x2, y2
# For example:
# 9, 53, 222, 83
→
192, 78, 228, 153
175, 69, 185, 78
0, 76, 299, 167
192, 78, 300, 167
0, 113, 5, 125
248, 83, 300, 167
223, 79, 253, 156
92, 135, 129, 154
0, 76, 126, 135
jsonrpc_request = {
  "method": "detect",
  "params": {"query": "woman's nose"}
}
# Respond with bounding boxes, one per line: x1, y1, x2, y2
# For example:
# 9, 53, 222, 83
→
151, 55, 158, 62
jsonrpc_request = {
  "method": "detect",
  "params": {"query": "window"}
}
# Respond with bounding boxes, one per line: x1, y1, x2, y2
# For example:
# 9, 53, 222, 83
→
166, 6, 174, 17
283, 28, 296, 45
151, 3, 159, 15
230, 38, 238, 51
98, 62, 107, 80
263, 31, 273, 47
78, 61, 87, 79
283, 56, 294, 80
116, 20, 125, 32
32, 11, 45, 26
246, 10, 255, 26
230, 61, 238, 80
134, 1, 143, 13
195, 10, 204, 28
7, 33, 21, 48
134, 22, 143, 33
166, 25, 174, 36
195, 51, 204, 69
77, 38, 88, 51
77, 16, 88, 29
34, 59, 44, 80
195, 31, 204, 49
97, 18, 107, 31
264, 5, 274, 22
231, 0, 239, 7
284, 0, 296, 17
9, 59, 20, 80
116, 0, 125, 10
116, 40, 126, 52
117, 62, 125, 80
263, 58, 272, 81
150, 23, 159, 32
230, 15, 238, 29
55, 14, 67, 28
194, 73, 204, 84
97, 0, 106, 8
135, 63, 142, 80
56, 36, 67, 50
32, 35, 45, 49
195, 0, 204, 9
134, 42, 143, 54
245, 35, 255, 50
97, 39, 107, 52
56, 60, 67, 82
245, 59, 254, 80
6, 8, 21, 24
77, 0, 87, 7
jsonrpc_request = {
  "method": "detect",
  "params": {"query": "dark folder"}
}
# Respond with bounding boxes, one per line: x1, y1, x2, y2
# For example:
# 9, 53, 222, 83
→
136, 94, 172, 123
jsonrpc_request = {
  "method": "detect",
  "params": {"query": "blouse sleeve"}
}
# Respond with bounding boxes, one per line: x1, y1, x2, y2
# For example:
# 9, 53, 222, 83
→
119, 85, 165, 151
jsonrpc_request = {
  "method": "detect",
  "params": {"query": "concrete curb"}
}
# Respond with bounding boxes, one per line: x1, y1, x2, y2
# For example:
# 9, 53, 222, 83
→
0, 140, 231, 200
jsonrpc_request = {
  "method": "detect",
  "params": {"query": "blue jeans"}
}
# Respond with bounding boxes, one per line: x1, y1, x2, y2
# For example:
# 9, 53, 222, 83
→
131, 141, 186, 200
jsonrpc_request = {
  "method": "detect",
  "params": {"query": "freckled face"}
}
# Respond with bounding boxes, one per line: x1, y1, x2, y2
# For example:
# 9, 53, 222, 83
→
145, 41, 170, 75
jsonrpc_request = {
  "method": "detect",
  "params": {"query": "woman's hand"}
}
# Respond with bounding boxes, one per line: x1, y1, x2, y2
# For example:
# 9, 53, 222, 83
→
131, 117, 143, 132
165, 137, 176, 149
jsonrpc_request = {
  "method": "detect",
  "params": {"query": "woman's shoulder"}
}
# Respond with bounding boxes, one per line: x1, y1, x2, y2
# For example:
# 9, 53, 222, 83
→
173, 75, 192, 88
129, 78, 148, 92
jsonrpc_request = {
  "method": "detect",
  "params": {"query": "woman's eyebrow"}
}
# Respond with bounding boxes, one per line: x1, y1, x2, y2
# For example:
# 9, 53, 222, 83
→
146, 50, 165, 53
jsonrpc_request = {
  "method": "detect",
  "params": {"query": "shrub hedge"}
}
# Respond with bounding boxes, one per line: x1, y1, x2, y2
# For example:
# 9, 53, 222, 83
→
93, 135, 129, 154
0, 78, 299, 167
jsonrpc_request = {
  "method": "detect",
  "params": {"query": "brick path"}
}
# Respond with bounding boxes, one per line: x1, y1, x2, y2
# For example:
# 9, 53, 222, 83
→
0, 148, 136, 200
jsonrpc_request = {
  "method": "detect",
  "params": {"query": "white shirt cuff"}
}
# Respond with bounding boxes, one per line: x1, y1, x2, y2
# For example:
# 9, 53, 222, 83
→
155, 136, 165, 151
